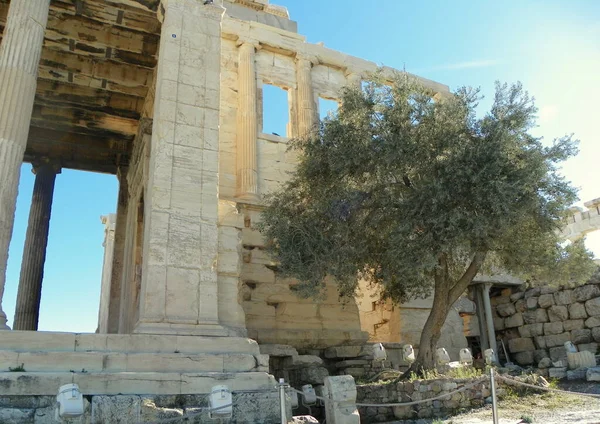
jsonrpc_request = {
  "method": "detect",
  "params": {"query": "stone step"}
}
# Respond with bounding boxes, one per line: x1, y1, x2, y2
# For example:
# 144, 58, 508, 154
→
0, 350, 267, 374
0, 331, 260, 355
0, 371, 276, 395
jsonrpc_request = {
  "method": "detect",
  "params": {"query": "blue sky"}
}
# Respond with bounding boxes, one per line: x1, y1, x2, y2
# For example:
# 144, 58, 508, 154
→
2, 0, 599, 332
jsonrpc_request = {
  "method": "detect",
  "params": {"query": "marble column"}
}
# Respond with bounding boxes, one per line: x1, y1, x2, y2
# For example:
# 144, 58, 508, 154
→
482, 283, 498, 362
97, 214, 116, 333
0, 0, 50, 330
107, 172, 128, 333
13, 161, 60, 331
296, 54, 318, 137
235, 39, 259, 201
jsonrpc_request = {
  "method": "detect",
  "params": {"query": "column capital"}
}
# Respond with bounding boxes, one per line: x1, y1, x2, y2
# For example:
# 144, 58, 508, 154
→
296, 52, 319, 67
236, 36, 261, 50
31, 158, 61, 175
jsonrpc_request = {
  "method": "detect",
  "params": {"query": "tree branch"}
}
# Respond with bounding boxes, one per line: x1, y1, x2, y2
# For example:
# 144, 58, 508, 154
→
447, 250, 487, 303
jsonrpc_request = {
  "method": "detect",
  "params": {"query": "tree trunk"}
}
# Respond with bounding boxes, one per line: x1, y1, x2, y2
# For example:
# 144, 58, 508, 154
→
407, 285, 450, 373
401, 251, 487, 378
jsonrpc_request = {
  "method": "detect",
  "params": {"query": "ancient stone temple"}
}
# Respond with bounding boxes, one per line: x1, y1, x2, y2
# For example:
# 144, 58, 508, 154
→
0, 0, 449, 420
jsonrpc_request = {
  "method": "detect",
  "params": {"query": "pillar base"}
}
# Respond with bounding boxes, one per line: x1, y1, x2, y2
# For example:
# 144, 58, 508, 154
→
134, 321, 246, 337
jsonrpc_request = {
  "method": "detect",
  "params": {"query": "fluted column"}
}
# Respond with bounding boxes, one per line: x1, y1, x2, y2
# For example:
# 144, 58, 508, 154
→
0, 0, 51, 330
107, 171, 128, 333
13, 161, 60, 331
296, 54, 318, 137
235, 39, 259, 201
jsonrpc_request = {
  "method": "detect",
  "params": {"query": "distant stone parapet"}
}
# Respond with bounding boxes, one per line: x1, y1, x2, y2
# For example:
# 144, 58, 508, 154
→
560, 197, 600, 241
231, 0, 290, 18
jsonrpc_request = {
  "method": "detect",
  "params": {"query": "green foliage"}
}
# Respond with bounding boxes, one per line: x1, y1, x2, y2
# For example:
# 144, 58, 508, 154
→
9, 363, 25, 372
407, 366, 483, 382
259, 71, 593, 306
520, 414, 534, 423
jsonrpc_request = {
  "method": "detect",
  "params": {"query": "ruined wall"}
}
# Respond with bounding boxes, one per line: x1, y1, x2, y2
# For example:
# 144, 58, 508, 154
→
481, 282, 600, 370
216, 16, 377, 349
357, 280, 469, 359
357, 377, 491, 422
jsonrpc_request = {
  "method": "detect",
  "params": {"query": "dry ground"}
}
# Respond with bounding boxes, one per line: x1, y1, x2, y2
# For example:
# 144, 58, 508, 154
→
441, 381, 600, 424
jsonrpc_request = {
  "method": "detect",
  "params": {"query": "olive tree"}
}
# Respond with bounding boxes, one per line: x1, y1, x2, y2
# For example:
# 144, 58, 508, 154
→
258, 74, 595, 373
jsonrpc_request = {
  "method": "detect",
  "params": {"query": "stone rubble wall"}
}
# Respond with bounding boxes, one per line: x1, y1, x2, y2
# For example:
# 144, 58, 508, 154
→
357, 377, 490, 423
0, 392, 284, 424
487, 282, 600, 373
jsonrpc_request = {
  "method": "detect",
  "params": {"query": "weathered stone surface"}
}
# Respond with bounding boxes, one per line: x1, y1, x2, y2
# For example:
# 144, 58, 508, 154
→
514, 299, 527, 313
548, 367, 567, 379
335, 360, 370, 369
493, 315, 506, 331
585, 297, 600, 317
554, 290, 573, 306
567, 368, 588, 380
544, 322, 564, 335
540, 286, 558, 295
545, 332, 571, 348
533, 349, 549, 363
586, 367, 600, 382
508, 338, 535, 353
92, 395, 141, 423
324, 346, 363, 359
571, 329, 592, 344
283, 355, 323, 369
526, 297, 539, 310
538, 357, 552, 368
567, 351, 596, 370
534, 336, 547, 349
0, 396, 55, 409
259, 344, 298, 357
513, 351, 534, 365
504, 313, 523, 328
0, 408, 34, 423
568, 303, 588, 320
496, 303, 516, 317
585, 316, 600, 328
548, 305, 569, 322
573, 284, 600, 302
140, 398, 183, 422
578, 343, 598, 354
549, 346, 567, 362
592, 327, 600, 342
538, 294, 555, 309
524, 288, 541, 299
510, 292, 525, 302
519, 323, 544, 338
523, 309, 548, 324
563, 319, 585, 331
292, 367, 329, 385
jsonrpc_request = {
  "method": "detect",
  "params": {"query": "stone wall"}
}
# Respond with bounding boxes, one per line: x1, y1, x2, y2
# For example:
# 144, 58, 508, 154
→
0, 392, 283, 424
483, 282, 600, 369
357, 377, 490, 422
356, 279, 470, 360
